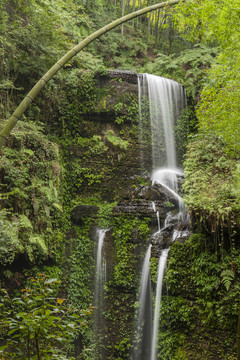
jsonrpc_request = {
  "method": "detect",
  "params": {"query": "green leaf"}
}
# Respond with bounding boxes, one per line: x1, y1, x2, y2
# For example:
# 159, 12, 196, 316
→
52, 203, 63, 212
45, 278, 58, 284
19, 215, 33, 230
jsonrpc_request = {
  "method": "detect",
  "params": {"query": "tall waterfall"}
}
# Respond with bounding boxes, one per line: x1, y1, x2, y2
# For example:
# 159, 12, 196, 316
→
134, 74, 187, 360
138, 74, 186, 197
139, 74, 186, 171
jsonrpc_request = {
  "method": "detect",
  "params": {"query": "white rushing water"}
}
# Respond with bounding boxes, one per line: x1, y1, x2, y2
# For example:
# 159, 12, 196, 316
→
144, 74, 186, 171
151, 249, 169, 360
151, 168, 185, 213
94, 229, 108, 358
94, 228, 108, 333
95, 229, 107, 291
135, 74, 187, 360
132, 245, 153, 360
152, 201, 161, 232
137, 244, 152, 329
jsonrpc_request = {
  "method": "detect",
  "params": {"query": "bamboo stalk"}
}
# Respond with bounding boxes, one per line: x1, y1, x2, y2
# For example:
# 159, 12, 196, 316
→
0, 0, 182, 149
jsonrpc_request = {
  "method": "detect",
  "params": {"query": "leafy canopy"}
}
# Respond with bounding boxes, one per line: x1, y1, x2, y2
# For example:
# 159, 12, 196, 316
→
173, 0, 240, 155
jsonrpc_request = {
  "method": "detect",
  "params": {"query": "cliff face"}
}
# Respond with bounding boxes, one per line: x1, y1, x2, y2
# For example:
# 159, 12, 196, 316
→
63, 70, 189, 359
62, 70, 238, 360
2, 68, 237, 360
63, 70, 147, 202
60, 70, 150, 359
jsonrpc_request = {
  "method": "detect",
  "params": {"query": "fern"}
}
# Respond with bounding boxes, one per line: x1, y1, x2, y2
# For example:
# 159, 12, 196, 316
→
29, 235, 48, 255
19, 215, 33, 230
144, 44, 218, 98
221, 269, 234, 291
52, 203, 63, 212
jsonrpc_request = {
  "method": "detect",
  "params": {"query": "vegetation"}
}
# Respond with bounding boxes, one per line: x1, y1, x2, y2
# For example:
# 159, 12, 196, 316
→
0, 273, 91, 359
158, 234, 239, 360
0, 120, 63, 265
0, 0, 240, 359
183, 134, 240, 237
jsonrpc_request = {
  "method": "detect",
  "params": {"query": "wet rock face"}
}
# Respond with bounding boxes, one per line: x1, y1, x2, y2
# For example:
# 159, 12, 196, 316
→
71, 205, 99, 224
112, 176, 191, 257
133, 183, 181, 206
113, 183, 168, 222
67, 69, 149, 202
133, 185, 167, 201
107, 70, 138, 84
113, 198, 164, 218
150, 210, 191, 257
113, 181, 182, 222
150, 225, 174, 257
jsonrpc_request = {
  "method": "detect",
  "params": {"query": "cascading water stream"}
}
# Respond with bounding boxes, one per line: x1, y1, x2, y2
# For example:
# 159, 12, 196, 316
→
134, 73, 187, 360
152, 202, 161, 232
145, 73, 188, 239
151, 249, 169, 360
94, 228, 108, 357
132, 244, 153, 360
95, 228, 107, 304
143, 74, 186, 170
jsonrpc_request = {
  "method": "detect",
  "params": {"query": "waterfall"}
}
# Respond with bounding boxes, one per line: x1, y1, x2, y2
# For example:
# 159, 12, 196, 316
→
152, 201, 161, 232
132, 245, 153, 360
145, 74, 186, 171
139, 74, 186, 198
144, 73, 188, 236
151, 249, 169, 360
134, 74, 187, 360
95, 228, 107, 305
94, 228, 108, 357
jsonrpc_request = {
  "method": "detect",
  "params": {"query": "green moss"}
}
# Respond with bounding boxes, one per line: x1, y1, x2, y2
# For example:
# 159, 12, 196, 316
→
183, 134, 240, 239
112, 215, 150, 289
158, 234, 239, 360
105, 130, 129, 150
0, 120, 64, 266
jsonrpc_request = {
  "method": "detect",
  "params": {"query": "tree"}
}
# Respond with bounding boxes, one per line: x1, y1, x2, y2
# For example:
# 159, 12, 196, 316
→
173, 0, 240, 154
0, 0, 182, 149
0, 274, 91, 359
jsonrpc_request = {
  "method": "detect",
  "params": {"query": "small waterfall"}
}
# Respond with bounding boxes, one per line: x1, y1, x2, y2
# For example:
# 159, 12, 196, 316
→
132, 245, 152, 360
94, 228, 108, 357
151, 249, 169, 360
95, 229, 107, 303
152, 202, 161, 232
152, 168, 185, 213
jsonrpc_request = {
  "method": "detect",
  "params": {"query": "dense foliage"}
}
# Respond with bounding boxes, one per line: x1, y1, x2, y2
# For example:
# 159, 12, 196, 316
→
159, 234, 239, 360
0, 274, 91, 359
1, 0, 240, 359
0, 121, 63, 265
183, 135, 240, 236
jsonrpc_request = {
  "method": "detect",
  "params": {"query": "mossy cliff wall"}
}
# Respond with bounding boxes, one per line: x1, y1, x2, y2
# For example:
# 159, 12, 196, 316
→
1, 69, 239, 360
57, 69, 187, 358
55, 70, 153, 359
58, 69, 240, 360
47, 69, 151, 203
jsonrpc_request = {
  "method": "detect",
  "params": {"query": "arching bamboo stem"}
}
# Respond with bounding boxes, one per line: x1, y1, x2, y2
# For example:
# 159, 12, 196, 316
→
0, 0, 182, 149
